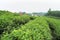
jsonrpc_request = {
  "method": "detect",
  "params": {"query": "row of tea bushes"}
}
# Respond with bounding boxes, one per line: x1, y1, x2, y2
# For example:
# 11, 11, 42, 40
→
0, 11, 36, 35
1, 17, 52, 40
46, 18, 60, 40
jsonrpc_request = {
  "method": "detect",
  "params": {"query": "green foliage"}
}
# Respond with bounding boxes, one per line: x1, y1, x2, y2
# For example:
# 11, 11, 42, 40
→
46, 17, 60, 39
0, 10, 33, 35
0, 10, 60, 40
1, 17, 52, 40
46, 9, 60, 17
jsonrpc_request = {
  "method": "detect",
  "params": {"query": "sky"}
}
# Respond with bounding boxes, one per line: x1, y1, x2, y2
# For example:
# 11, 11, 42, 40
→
0, 0, 60, 13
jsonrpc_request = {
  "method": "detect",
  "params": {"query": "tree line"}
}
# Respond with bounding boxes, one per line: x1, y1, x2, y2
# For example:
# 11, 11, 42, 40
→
46, 9, 60, 17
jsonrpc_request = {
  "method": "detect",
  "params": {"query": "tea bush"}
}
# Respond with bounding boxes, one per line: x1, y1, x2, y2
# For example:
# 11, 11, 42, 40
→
0, 11, 34, 35
1, 17, 52, 40
46, 18, 60, 39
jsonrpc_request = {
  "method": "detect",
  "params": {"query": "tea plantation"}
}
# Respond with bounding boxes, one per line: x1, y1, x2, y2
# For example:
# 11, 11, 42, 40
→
0, 11, 60, 40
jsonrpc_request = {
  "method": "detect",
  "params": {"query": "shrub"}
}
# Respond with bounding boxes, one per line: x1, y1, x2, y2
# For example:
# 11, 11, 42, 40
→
1, 17, 52, 40
46, 17, 60, 40
0, 11, 33, 35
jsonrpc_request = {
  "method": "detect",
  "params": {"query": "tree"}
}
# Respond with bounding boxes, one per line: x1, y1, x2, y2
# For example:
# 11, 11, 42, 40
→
48, 8, 51, 15
46, 8, 60, 17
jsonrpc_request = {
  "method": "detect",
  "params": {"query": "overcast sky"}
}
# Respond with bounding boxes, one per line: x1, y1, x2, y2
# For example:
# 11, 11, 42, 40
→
0, 0, 60, 13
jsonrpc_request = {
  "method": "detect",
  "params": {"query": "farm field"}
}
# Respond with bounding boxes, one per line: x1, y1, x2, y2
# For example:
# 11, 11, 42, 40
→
0, 11, 60, 40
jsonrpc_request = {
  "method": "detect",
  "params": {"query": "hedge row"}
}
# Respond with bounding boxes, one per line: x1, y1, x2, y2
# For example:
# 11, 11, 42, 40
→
0, 11, 36, 35
1, 17, 52, 40
46, 18, 60, 40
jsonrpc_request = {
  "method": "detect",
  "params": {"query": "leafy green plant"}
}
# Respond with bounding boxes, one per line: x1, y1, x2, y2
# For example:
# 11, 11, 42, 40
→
0, 11, 34, 35
46, 17, 60, 40
1, 17, 52, 40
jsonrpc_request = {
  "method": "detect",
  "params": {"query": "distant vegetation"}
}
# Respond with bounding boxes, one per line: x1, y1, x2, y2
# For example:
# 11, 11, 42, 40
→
0, 10, 60, 40
46, 9, 60, 17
